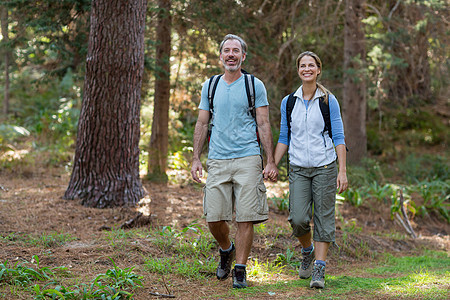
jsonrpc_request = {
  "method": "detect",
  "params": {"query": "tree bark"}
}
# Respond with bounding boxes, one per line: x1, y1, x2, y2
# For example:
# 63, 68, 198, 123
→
343, 0, 367, 164
64, 0, 147, 208
148, 0, 171, 182
1, 4, 9, 116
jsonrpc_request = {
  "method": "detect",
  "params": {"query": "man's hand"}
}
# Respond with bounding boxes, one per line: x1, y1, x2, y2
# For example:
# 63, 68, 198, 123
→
263, 162, 279, 182
191, 159, 204, 183
191, 110, 210, 183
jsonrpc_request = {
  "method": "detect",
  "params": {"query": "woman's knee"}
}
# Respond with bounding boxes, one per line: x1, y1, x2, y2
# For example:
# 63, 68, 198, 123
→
290, 214, 310, 227
289, 218, 310, 236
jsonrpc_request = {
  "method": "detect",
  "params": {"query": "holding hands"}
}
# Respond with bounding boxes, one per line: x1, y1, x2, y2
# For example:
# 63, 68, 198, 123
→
263, 162, 278, 182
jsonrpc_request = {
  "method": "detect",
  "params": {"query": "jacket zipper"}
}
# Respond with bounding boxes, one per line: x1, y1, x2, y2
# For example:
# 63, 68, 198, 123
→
304, 100, 310, 166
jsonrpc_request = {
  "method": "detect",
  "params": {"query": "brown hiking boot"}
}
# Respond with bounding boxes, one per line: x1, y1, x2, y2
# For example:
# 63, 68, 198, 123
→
299, 248, 315, 279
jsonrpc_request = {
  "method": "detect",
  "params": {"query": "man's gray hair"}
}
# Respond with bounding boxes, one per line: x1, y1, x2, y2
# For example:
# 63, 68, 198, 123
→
219, 34, 247, 54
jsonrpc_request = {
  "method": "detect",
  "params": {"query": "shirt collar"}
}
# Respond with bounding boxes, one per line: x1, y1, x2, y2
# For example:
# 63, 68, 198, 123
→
294, 85, 325, 100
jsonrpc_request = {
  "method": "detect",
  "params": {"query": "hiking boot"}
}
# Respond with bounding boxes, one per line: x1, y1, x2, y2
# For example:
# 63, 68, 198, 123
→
310, 263, 326, 289
216, 244, 235, 280
232, 266, 248, 289
299, 248, 315, 279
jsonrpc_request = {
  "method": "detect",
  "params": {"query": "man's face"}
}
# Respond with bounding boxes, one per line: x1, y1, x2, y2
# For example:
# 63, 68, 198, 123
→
219, 39, 246, 72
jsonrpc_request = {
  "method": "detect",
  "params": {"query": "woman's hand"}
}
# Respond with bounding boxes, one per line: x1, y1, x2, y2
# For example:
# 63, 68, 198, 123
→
337, 171, 348, 194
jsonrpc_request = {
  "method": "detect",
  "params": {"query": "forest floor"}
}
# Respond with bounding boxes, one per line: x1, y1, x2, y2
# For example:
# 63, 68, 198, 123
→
0, 168, 449, 299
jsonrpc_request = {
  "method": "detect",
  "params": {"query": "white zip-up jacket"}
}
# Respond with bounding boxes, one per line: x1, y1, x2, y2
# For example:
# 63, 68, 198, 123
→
278, 86, 345, 168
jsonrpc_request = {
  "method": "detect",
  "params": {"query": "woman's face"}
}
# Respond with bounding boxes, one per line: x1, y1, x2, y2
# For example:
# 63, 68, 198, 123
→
297, 55, 320, 83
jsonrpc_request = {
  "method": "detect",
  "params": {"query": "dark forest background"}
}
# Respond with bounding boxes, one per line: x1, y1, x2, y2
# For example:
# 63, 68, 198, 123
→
0, 0, 448, 215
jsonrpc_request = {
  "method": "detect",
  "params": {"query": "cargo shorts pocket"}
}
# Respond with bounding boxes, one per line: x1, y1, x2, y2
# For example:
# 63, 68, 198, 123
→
256, 183, 268, 215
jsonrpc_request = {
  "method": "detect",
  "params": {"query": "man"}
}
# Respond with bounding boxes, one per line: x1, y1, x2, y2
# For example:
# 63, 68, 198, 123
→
191, 34, 278, 289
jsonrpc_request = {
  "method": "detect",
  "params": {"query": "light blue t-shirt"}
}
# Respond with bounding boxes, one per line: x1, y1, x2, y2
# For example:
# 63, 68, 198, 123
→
199, 74, 268, 159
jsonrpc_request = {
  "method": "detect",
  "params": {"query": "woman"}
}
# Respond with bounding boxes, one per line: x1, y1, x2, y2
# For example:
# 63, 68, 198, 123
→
271, 51, 348, 289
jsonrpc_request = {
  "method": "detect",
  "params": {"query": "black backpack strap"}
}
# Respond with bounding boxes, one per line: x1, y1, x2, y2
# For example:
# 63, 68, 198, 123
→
285, 92, 296, 175
243, 73, 256, 119
244, 73, 261, 153
207, 74, 222, 113
207, 74, 223, 143
318, 95, 332, 139
286, 92, 297, 144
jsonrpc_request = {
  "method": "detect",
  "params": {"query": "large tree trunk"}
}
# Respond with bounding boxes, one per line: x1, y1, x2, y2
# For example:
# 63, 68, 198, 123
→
343, 0, 366, 164
1, 5, 9, 116
64, 0, 147, 208
148, 0, 171, 182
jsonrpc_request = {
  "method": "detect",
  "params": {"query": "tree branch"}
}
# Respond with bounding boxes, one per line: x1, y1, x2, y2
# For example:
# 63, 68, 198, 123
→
149, 292, 175, 298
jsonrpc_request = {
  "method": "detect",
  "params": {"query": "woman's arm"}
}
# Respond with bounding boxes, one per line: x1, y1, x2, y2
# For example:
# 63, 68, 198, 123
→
267, 96, 291, 181
274, 143, 288, 166
335, 144, 348, 194
329, 95, 345, 146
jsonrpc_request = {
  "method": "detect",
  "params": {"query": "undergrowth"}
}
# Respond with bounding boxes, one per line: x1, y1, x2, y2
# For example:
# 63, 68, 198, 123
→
340, 155, 450, 223
1, 222, 448, 299
0, 256, 142, 300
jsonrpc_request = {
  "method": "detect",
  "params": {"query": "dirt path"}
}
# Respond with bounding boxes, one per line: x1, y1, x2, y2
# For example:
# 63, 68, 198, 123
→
0, 170, 448, 299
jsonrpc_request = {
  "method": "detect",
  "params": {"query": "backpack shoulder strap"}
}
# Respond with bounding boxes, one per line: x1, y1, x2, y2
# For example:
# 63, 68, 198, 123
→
207, 74, 222, 145
318, 95, 332, 139
286, 92, 297, 143
243, 73, 256, 119
207, 74, 223, 113
244, 73, 261, 151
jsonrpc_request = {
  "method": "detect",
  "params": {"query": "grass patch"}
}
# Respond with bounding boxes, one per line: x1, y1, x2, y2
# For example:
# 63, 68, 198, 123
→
28, 232, 77, 248
0, 255, 67, 287
102, 227, 150, 250
143, 254, 216, 280
225, 251, 449, 300
323, 271, 449, 300
369, 250, 449, 275
1, 231, 77, 248
0, 256, 143, 299
141, 223, 218, 280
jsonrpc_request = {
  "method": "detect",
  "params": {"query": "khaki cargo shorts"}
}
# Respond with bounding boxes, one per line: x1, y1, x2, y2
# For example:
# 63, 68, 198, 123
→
203, 155, 268, 223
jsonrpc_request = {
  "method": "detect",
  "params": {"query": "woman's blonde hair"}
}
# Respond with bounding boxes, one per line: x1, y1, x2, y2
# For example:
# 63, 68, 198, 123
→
296, 51, 330, 103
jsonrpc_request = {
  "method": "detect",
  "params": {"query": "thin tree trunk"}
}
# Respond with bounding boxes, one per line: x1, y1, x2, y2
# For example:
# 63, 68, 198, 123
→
343, 0, 367, 164
1, 5, 9, 116
148, 0, 171, 182
64, 0, 147, 208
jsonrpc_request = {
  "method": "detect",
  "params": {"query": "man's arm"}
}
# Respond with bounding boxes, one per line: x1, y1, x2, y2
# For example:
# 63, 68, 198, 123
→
255, 106, 278, 181
190, 109, 210, 183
